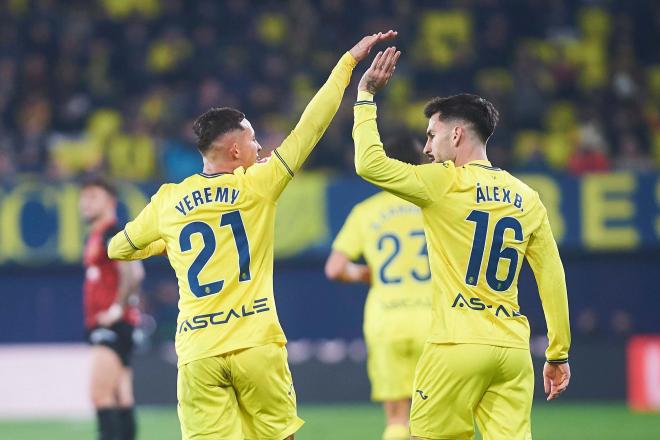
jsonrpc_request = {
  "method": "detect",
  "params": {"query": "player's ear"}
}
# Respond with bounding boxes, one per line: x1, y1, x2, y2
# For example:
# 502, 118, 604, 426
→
230, 143, 240, 159
452, 126, 462, 147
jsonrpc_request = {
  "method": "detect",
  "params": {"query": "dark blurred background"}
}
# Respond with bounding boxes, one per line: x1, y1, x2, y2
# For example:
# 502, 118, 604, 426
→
0, 0, 659, 414
1, 0, 659, 179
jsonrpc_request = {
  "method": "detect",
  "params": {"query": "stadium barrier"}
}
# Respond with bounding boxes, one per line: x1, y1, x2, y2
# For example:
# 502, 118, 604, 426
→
0, 172, 658, 266
0, 344, 92, 418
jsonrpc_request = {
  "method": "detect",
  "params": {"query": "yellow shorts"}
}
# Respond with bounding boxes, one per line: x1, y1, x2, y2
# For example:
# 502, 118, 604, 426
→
410, 343, 533, 440
367, 336, 425, 401
177, 343, 304, 440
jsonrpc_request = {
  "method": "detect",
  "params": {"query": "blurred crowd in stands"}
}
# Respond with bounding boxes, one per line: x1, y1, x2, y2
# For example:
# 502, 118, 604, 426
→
1, 0, 659, 183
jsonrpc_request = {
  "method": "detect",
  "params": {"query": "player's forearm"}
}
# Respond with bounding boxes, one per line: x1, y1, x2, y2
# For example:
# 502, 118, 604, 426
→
353, 93, 431, 205
529, 224, 571, 362
539, 265, 571, 363
275, 52, 357, 173
108, 231, 166, 261
115, 261, 142, 306
325, 250, 370, 283
353, 91, 383, 178
329, 263, 370, 283
344, 263, 370, 283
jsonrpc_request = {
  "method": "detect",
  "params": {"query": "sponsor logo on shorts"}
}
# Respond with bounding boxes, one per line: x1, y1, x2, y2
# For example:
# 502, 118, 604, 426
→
178, 298, 270, 333
416, 389, 429, 400
451, 293, 522, 318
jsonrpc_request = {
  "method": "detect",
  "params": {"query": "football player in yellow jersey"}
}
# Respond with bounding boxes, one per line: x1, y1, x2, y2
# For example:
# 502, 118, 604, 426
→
325, 134, 432, 440
352, 48, 571, 439
107, 31, 397, 440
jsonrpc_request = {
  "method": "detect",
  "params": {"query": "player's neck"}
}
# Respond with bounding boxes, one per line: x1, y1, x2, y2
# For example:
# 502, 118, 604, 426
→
202, 156, 237, 175
454, 144, 488, 167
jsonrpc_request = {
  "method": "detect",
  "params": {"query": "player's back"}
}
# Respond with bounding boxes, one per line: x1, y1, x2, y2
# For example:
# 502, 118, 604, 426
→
334, 191, 433, 341
422, 161, 546, 349
153, 169, 286, 365
110, 51, 361, 366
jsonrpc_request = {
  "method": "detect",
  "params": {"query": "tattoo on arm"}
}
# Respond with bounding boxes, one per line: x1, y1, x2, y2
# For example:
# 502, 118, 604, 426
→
365, 78, 379, 94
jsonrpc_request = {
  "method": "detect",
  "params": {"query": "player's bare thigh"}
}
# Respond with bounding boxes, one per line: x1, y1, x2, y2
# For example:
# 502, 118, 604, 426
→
90, 345, 123, 407
116, 367, 134, 407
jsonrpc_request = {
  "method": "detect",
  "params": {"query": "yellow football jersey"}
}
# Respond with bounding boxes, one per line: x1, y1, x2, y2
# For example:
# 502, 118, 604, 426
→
332, 191, 432, 342
108, 52, 357, 366
353, 92, 570, 363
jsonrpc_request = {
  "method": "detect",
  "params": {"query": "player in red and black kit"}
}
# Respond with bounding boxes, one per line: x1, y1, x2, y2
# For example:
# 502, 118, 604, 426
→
80, 177, 144, 440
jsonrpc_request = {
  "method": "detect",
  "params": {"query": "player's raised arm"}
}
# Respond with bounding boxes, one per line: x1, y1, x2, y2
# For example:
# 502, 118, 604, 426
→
525, 206, 571, 400
108, 190, 167, 261
353, 48, 441, 207
248, 31, 397, 199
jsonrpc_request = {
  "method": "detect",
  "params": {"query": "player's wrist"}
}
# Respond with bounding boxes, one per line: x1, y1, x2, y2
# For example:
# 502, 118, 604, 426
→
357, 90, 375, 102
343, 51, 358, 68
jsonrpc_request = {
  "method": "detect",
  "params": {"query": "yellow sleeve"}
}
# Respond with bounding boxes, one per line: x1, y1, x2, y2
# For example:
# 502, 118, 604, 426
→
108, 186, 165, 260
525, 204, 571, 363
353, 92, 455, 207
332, 205, 364, 260
246, 52, 357, 200
108, 236, 166, 260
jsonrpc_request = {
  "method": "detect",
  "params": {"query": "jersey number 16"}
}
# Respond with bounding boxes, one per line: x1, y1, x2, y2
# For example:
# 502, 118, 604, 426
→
465, 210, 523, 292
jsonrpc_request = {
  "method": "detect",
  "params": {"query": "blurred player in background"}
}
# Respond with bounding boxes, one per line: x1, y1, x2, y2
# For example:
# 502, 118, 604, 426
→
325, 133, 432, 440
107, 32, 397, 440
79, 177, 144, 440
352, 48, 571, 439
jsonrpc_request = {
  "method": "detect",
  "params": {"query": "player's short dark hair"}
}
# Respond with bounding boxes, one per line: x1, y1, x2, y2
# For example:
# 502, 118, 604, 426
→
384, 132, 423, 165
423, 94, 499, 143
81, 175, 117, 198
192, 107, 246, 153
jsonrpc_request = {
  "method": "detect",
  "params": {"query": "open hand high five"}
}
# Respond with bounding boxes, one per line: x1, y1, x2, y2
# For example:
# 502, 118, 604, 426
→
349, 30, 398, 63
358, 46, 401, 95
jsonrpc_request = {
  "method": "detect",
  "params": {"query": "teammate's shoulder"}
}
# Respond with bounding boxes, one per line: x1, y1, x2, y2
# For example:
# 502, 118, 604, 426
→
358, 191, 405, 209
364, 190, 392, 204
350, 194, 376, 214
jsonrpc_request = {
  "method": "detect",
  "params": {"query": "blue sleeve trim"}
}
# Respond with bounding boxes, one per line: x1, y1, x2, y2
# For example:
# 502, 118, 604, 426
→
273, 149, 294, 177
198, 171, 231, 178
469, 163, 502, 171
124, 230, 140, 250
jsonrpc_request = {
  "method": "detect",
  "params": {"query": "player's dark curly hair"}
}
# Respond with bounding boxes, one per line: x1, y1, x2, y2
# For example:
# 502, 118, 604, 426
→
81, 175, 117, 198
423, 94, 499, 144
384, 132, 423, 165
192, 107, 246, 153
